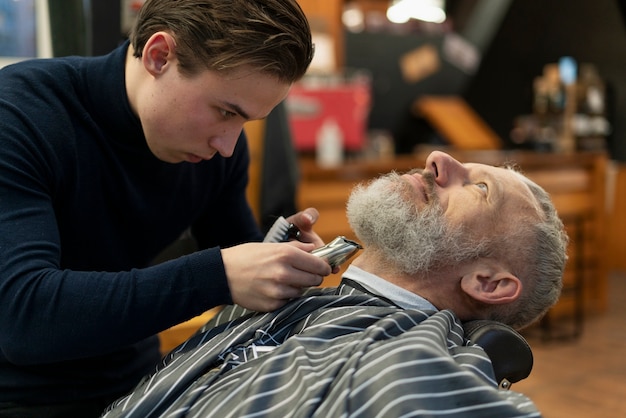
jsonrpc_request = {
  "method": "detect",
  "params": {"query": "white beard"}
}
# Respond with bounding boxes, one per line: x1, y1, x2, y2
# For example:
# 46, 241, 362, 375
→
346, 171, 484, 276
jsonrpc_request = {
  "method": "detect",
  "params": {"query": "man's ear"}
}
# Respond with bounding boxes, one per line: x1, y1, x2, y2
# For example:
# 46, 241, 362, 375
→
460, 267, 522, 305
142, 32, 177, 76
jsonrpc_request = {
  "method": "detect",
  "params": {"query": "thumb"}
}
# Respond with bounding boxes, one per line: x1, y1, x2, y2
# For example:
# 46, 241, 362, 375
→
296, 207, 319, 230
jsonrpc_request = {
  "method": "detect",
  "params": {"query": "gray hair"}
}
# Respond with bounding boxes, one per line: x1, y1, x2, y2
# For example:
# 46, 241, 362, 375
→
488, 169, 569, 330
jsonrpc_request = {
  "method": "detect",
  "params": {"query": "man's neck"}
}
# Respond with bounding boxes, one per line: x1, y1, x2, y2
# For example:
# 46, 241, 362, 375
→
342, 265, 437, 312
350, 252, 462, 314
351, 253, 426, 294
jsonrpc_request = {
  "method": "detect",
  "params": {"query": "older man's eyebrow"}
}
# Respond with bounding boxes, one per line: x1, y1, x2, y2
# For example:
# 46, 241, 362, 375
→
468, 165, 503, 203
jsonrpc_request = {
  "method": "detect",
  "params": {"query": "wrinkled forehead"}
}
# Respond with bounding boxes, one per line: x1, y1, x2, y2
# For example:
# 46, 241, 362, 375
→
508, 169, 545, 215
468, 162, 543, 217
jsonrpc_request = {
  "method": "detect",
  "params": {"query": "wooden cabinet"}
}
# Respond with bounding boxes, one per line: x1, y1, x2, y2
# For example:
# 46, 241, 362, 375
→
297, 151, 609, 323
606, 164, 626, 272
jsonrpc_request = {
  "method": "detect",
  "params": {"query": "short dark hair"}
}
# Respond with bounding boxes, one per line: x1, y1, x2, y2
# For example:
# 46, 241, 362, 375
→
130, 0, 314, 81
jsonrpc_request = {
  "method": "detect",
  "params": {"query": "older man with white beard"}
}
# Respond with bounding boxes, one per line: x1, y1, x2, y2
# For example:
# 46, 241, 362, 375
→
346, 150, 566, 330
103, 151, 568, 418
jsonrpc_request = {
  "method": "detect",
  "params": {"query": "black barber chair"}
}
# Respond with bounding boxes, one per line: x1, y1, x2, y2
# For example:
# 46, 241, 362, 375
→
463, 320, 533, 389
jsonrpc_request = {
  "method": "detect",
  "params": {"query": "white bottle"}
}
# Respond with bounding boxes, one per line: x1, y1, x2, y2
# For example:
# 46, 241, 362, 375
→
315, 118, 344, 168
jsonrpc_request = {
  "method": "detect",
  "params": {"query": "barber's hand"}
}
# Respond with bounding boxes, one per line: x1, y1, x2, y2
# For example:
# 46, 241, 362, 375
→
285, 207, 325, 247
286, 207, 341, 274
221, 240, 332, 312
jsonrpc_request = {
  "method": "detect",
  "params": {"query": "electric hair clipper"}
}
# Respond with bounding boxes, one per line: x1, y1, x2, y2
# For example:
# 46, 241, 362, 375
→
263, 218, 362, 268
311, 236, 362, 269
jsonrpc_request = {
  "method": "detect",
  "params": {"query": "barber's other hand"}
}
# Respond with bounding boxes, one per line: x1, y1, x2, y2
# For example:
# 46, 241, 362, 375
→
286, 207, 341, 274
285, 207, 325, 247
221, 241, 332, 312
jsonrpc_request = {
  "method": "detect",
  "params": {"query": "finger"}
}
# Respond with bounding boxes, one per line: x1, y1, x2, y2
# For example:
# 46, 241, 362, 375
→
285, 240, 328, 261
288, 226, 325, 248
300, 207, 319, 225
287, 207, 319, 231
231, 280, 301, 312
278, 284, 307, 300
258, 283, 309, 310
281, 264, 327, 288
285, 244, 332, 276
282, 272, 324, 288
286, 240, 316, 252
261, 285, 307, 311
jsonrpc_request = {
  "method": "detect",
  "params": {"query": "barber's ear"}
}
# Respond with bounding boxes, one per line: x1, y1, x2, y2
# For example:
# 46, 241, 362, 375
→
142, 32, 177, 76
460, 268, 521, 305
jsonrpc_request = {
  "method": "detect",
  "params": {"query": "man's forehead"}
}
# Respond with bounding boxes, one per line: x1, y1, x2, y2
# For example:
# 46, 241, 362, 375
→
465, 161, 521, 180
466, 162, 540, 210
498, 167, 543, 215
464, 161, 502, 171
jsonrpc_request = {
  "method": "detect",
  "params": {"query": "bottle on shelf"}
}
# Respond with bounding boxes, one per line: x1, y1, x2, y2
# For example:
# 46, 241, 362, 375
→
315, 118, 344, 168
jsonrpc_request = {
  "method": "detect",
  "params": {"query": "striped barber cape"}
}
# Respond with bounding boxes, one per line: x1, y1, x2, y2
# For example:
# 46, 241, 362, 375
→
103, 281, 541, 418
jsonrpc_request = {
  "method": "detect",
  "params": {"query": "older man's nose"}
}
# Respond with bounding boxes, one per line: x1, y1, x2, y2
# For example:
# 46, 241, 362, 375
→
424, 151, 466, 186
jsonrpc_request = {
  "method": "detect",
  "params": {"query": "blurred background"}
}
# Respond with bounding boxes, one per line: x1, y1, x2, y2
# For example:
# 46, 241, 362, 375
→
1, 1, 625, 416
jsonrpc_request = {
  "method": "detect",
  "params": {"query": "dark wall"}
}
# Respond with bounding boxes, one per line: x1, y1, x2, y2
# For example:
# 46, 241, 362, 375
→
48, 0, 88, 56
344, 32, 472, 153
49, 0, 121, 57
345, 32, 469, 124
91, 0, 122, 55
463, 0, 626, 161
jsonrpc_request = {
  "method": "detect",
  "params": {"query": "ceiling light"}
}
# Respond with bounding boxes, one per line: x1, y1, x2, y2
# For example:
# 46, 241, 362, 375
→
387, 0, 447, 24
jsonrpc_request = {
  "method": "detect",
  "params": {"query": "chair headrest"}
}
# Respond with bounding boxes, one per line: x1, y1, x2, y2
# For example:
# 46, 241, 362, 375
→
463, 320, 534, 386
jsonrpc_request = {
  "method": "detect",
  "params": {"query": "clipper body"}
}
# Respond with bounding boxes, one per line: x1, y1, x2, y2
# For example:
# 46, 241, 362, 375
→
311, 236, 362, 268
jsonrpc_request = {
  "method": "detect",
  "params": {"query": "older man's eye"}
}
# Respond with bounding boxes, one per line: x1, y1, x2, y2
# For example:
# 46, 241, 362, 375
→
476, 182, 488, 193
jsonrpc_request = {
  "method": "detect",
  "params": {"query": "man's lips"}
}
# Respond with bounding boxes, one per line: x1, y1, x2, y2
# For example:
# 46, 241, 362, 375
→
186, 152, 217, 163
401, 172, 429, 202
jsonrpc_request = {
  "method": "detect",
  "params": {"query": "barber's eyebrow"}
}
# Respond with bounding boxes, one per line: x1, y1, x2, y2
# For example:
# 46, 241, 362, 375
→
223, 101, 251, 120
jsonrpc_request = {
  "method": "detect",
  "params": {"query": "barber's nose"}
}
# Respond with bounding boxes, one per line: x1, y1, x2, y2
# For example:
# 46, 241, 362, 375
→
424, 151, 467, 186
211, 129, 241, 158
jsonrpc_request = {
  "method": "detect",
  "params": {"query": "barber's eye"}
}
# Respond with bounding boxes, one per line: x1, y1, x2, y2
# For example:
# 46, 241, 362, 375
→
476, 182, 488, 193
219, 108, 237, 119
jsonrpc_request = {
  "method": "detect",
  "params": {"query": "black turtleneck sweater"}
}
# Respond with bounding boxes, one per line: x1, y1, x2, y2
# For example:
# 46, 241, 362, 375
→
0, 42, 262, 404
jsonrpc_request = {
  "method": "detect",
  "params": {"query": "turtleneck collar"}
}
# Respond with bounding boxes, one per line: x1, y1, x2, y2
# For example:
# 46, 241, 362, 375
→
83, 40, 146, 148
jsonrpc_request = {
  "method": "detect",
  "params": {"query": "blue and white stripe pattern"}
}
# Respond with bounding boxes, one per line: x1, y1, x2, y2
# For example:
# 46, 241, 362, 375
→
103, 284, 540, 418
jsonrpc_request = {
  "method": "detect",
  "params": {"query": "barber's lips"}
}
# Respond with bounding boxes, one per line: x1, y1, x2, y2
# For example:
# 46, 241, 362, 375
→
186, 154, 203, 163
186, 152, 216, 163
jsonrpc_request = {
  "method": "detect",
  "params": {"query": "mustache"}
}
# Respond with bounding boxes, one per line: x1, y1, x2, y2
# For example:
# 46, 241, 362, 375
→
404, 168, 437, 203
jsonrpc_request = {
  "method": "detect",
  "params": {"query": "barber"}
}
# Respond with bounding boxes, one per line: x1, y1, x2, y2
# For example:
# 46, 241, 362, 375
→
0, 0, 328, 416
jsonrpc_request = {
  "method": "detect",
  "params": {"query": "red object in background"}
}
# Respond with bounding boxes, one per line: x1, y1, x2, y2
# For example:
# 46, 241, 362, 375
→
285, 79, 371, 152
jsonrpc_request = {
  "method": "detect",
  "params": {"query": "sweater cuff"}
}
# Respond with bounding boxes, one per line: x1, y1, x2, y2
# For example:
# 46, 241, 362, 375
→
185, 247, 233, 309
